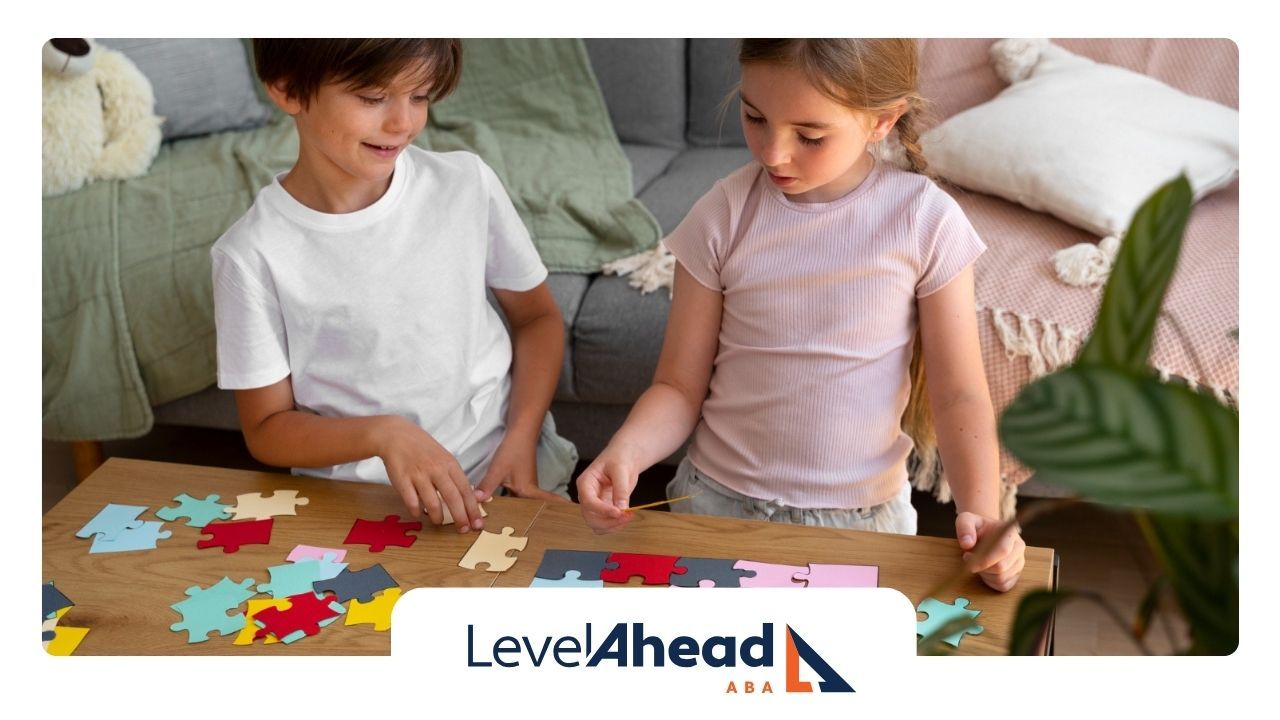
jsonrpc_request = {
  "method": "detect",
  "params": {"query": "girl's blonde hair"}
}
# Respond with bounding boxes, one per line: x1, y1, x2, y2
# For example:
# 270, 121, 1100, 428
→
738, 39, 939, 484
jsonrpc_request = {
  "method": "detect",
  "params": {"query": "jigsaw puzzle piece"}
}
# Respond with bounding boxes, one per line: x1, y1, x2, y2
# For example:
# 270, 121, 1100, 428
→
43, 582, 74, 620
89, 521, 172, 553
792, 563, 879, 588
228, 490, 310, 521
733, 560, 808, 588
253, 591, 345, 644
916, 597, 984, 648
258, 559, 330, 599
345, 515, 422, 552
530, 570, 604, 588
154, 493, 231, 527
169, 577, 257, 643
313, 564, 398, 604
45, 625, 90, 655
196, 518, 273, 553
76, 503, 148, 541
234, 599, 290, 645
287, 544, 348, 563
670, 557, 754, 587
345, 588, 402, 631
438, 497, 488, 526
600, 553, 685, 585
458, 527, 529, 572
534, 549, 616, 582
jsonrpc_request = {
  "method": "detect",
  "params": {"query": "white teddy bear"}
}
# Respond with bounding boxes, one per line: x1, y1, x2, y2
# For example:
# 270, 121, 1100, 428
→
42, 38, 164, 196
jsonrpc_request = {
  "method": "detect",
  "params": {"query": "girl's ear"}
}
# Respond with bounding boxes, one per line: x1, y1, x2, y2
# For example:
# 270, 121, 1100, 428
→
869, 99, 910, 142
263, 80, 304, 115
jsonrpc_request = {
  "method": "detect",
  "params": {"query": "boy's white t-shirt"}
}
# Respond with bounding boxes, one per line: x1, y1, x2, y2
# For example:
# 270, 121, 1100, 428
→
211, 147, 547, 485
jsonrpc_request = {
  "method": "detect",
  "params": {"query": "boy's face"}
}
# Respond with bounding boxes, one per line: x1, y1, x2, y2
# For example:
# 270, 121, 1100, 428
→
271, 64, 433, 197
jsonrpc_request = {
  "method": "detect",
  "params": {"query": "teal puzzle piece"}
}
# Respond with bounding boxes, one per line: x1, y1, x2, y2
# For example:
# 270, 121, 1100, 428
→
170, 577, 257, 643
916, 596, 984, 648
155, 493, 232, 528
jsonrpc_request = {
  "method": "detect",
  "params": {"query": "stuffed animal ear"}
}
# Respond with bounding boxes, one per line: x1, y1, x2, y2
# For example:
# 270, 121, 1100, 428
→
43, 38, 95, 78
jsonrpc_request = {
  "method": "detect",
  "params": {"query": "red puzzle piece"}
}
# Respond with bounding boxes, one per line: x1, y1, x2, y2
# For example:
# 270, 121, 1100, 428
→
253, 591, 344, 642
345, 515, 423, 552
599, 552, 687, 585
196, 518, 273, 553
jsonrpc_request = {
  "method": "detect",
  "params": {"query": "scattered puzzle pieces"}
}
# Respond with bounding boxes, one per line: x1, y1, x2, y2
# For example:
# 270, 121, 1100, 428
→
169, 577, 257, 643
793, 563, 879, 588
916, 596, 984, 648
287, 544, 348, 563
76, 503, 147, 542
196, 518, 273, 553
234, 598, 290, 646
228, 490, 310, 521
459, 527, 529, 572
155, 493, 231, 527
345, 515, 422, 552
670, 557, 754, 588
530, 570, 604, 588
733, 560, 808, 588
346, 588, 402, 631
89, 521, 172, 553
254, 591, 346, 644
600, 553, 685, 585
313, 564, 398, 604
43, 582, 73, 620
535, 549, 617, 582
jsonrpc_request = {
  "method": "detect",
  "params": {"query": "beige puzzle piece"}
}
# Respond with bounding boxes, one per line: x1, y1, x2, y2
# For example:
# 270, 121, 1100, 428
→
458, 526, 528, 572
229, 490, 310, 521
437, 496, 489, 526
345, 587, 402, 631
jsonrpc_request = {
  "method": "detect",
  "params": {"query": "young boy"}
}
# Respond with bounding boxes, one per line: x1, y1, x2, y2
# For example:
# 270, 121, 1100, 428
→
212, 39, 576, 533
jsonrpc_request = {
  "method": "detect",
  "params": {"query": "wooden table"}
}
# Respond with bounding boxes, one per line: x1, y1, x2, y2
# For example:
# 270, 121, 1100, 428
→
43, 458, 1056, 655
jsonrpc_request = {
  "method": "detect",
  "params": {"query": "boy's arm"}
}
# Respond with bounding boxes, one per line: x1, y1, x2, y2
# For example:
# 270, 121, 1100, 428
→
918, 265, 1025, 592
235, 377, 485, 531
480, 281, 566, 501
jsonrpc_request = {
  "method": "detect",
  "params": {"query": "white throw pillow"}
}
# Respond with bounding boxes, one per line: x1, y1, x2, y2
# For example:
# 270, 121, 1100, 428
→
920, 40, 1239, 237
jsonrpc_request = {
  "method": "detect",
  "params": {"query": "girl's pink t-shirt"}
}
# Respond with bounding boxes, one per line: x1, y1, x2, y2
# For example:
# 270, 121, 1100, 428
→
663, 157, 985, 509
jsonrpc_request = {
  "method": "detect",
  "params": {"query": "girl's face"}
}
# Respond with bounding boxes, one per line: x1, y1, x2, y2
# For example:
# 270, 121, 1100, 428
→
739, 62, 885, 203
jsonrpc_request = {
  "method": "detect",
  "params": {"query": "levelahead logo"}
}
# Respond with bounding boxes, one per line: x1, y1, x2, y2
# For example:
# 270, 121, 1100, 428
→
395, 588, 915, 713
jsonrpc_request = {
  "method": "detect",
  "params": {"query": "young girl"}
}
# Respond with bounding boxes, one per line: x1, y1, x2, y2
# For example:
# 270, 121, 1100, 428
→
577, 39, 1025, 592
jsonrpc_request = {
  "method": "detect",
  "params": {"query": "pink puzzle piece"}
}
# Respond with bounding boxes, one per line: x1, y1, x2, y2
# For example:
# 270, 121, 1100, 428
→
793, 563, 879, 588
287, 545, 348, 563
733, 560, 809, 588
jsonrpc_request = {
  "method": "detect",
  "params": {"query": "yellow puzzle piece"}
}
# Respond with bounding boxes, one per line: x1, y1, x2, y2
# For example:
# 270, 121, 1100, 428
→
346, 587, 402, 631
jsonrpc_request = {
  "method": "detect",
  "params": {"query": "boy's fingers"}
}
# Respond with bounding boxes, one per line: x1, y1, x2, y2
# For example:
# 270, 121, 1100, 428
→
436, 472, 472, 534
965, 526, 1018, 573
418, 478, 444, 526
451, 466, 485, 530
392, 478, 422, 520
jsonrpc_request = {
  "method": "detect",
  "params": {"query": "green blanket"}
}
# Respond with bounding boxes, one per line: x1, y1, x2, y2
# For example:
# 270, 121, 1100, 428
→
42, 39, 660, 441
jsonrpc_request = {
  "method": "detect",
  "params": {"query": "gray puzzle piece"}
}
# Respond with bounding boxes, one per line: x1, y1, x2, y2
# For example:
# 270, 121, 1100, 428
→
669, 557, 754, 587
43, 582, 73, 620
534, 549, 617, 582
312, 564, 397, 604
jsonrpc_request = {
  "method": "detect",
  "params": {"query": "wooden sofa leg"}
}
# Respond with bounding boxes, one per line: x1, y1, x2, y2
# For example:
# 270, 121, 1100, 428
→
70, 440, 105, 484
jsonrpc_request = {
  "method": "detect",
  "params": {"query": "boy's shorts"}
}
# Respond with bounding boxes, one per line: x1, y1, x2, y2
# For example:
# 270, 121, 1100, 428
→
664, 455, 917, 535
532, 412, 578, 500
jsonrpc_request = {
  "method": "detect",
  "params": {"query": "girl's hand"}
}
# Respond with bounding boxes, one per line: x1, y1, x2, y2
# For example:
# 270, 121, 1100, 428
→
576, 446, 642, 534
955, 512, 1026, 593
476, 440, 571, 504
375, 416, 485, 533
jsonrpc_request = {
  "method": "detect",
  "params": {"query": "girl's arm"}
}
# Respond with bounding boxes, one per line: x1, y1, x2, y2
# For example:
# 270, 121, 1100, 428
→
577, 262, 723, 532
478, 281, 568, 502
918, 265, 1026, 592
235, 378, 486, 532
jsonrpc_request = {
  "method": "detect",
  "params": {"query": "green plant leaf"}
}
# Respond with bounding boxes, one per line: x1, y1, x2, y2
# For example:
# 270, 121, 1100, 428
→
1078, 176, 1192, 372
1008, 589, 1074, 656
1138, 514, 1238, 655
1133, 576, 1168, 640
1000, 365, 1238, 518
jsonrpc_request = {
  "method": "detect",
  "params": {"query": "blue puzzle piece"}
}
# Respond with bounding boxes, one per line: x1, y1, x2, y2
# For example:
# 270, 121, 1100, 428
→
170, 577, 257, 643
916, 596, 984, 648
259, 559, 331, 599
89, 521, 172, 553
311, 552, 348, 582
76, 503, 148, 541
43, 582, 74, 620
530, 570, 604, 588
155, 493, 232, 528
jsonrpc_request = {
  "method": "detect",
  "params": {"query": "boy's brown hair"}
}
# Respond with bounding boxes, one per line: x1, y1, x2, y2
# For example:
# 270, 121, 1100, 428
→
252, 39, 463, 108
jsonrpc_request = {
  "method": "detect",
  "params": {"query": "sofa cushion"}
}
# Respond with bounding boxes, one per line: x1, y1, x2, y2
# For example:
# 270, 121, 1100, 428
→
921, 40, 1239, 237
687, 39, 746, 147
96, 38, 275, 141
585, 39, 687, 150
622, 144, 680, 196
637, 147, 753, 233
571, 274, 672, 404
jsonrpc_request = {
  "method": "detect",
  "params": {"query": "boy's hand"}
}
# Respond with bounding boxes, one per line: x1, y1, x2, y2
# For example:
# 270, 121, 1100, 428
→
955, 512, 1026, 593
375, 416, 485, 533
576, 446, 642, 534
476, 441, 570, 504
